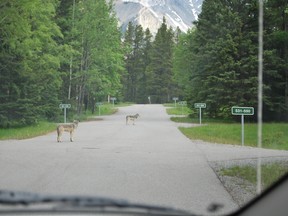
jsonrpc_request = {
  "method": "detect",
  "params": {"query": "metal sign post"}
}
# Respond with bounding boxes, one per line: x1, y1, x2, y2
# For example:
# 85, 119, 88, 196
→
59, 104, 71, 123
173, 97, 179, 107
194, 103, 206, 125
96, 102, 102, 116
110, 97, 116, 107
178, 101, 187, 115
231, 106, 254, 146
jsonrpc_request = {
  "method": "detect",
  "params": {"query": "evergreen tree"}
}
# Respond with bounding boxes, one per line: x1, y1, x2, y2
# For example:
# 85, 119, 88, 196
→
185, 0, 259, 118
67, 0, 124, 115
137, 28, 153, 103
263, 0, 288, 120
173, 0, 288, 121
123, 24, 153, 103
0, 0, 63, 127
147, 17, 175, 103
123, 24, 145, 102
123, 22, 135, 101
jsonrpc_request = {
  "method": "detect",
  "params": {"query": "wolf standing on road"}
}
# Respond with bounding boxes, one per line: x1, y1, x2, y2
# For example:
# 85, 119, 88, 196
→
57, 120, 79, 142
126, 114, 140, 125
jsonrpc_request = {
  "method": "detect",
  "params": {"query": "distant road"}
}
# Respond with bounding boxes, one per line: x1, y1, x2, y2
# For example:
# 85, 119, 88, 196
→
1, 104, 287, 215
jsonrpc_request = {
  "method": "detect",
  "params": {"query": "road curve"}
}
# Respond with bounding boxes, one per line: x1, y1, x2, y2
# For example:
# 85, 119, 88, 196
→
1, 104, 287, 215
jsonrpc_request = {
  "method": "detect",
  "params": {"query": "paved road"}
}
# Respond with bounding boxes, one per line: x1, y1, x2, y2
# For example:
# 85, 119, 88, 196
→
0, 104, 288, 215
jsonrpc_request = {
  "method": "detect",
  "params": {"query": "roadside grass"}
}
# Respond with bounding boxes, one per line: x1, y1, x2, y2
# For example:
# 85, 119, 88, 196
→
171, 116, 235, 124
0, 102, 132, 140
0, 121, 56, 140
179, 123, 288, 150
220, 162, 288, 190
171, 116, 199, 123
166, 106, 192, 116
166, 105, 288, 150
75, 102, 133, 121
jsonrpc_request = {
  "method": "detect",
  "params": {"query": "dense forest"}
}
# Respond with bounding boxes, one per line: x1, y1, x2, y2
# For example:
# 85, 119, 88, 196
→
174, 0, 288, 121
0, 0, 287, 128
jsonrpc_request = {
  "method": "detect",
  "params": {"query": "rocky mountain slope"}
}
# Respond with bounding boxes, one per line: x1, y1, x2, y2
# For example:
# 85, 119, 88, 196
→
113, 0, 203, 34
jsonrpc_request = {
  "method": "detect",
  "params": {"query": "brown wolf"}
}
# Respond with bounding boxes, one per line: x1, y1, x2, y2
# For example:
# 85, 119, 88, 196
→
57, 120, 79, 142
126, 114, 140, 125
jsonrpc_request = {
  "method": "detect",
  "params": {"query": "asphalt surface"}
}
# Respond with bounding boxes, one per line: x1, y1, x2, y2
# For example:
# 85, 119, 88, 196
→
0, 104, 288, 215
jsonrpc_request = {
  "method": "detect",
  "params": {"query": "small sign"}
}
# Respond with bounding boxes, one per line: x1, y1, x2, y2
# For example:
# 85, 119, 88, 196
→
194, 103, 206, 125
194, 103, 206, 108
178, 101, 187, 105
232, 107, 254, 115
231, 106, 254, 146
59, 104, 71, 123
59, 104, 71, 109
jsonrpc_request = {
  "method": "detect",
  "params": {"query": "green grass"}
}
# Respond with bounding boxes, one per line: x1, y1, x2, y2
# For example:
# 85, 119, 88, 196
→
220, 162, 288, 190
75, 102, 133, 121
0, 121, 56, 140
179, 123, 288, 150
171, 116, 199, 123
94, 103, 118, 115
166, 106, 192, 115
170, 116, 235, 124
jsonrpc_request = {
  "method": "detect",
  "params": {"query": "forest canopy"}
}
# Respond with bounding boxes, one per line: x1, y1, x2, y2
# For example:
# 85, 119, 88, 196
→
0, 0, 287, 128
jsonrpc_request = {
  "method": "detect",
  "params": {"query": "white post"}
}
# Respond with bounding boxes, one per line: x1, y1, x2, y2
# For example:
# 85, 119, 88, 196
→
199, 108, 202, 125
64, 108, 67, 123
241, 115, 244, 146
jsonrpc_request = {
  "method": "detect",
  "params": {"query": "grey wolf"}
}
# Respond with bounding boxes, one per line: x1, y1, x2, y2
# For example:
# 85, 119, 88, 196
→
126, 114, 140, 125
57, 120, 79, 142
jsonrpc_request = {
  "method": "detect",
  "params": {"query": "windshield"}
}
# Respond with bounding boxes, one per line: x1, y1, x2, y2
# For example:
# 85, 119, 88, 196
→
0, 0, 287, 215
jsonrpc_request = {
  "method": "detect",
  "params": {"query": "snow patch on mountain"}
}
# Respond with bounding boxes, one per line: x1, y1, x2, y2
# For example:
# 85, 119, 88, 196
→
113, 0, 203, 35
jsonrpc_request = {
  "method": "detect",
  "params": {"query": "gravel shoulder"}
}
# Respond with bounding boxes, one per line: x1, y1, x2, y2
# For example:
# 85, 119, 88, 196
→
198, 141, 288, 207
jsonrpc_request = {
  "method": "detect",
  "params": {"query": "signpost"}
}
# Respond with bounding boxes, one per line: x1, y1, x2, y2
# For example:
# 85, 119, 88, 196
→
172, 97, 179, 107
178, 101, 187, 115
96, 102, 103, 116
194, 103, 206, 125
231, 106, 254, 146
59, 103, 71, 123
110, 97, 116, 107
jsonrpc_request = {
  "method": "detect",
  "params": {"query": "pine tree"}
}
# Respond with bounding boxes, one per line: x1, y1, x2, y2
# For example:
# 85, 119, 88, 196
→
69, 0, 124, 115
147, 17, 175, 103
0, 0, 63, 127
263, 0, 288, 120
184, 0, 259, 118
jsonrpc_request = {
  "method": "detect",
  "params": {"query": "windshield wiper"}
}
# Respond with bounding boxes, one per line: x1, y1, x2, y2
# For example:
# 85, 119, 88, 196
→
0, 190, 197, 216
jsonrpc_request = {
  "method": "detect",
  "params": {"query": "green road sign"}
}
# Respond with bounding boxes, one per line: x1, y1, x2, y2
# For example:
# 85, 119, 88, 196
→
178, 101, 187, 105
59, 104, 71, 123
231, 107, 254, 115
59, 104, 71, 109
194, 103, 206, 108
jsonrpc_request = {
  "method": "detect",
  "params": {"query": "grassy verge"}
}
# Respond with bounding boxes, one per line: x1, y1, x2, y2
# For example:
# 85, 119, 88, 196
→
170, 116, 235, 124
0, 121, 56, 140
75, 102, 133, 121
166, 106, 192, 116
171, 116, 199, 123
179, 123, 288, 150
220, 162, 288, 190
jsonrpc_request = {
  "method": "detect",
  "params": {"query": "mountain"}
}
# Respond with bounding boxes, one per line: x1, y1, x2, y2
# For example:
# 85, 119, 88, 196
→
112, 0, 203, 35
